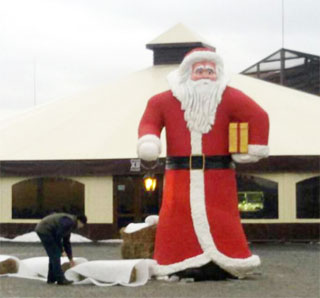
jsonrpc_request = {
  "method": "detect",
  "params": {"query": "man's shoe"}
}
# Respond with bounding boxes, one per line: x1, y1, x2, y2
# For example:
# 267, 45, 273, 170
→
47, 280, 56, 284
57, 279, 73, 285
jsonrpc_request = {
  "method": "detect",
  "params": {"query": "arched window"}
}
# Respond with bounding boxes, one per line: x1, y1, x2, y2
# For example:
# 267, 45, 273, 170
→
296, 176, 320, 219
236, 174, 278, 219
12, 177, 84, 219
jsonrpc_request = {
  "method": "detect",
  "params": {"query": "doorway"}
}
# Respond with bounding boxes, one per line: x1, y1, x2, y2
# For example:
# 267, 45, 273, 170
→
113, 175, 163, 233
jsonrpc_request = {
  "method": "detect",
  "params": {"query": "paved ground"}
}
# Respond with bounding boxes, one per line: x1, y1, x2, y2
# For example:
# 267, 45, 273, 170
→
0, 242, 319, 298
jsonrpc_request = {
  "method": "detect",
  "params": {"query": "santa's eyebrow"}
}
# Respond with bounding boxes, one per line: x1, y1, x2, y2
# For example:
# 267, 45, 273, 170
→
204, 65, 215, 71
194, 65, 205, 72
193, 65, 215, 73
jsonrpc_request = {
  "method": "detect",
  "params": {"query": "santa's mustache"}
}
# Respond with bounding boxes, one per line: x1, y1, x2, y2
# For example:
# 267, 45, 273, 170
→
191, 79, 214, 85
187, 79, 218, 94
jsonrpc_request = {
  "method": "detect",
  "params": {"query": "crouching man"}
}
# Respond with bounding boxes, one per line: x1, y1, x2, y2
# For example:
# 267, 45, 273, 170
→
35, 213, 87, 285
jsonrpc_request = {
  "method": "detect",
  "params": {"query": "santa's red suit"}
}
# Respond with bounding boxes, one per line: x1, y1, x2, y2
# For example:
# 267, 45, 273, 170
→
137, 49, 269, 278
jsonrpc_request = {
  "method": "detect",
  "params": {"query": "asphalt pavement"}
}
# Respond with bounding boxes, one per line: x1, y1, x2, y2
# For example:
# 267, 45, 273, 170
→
0, 241, 319, 298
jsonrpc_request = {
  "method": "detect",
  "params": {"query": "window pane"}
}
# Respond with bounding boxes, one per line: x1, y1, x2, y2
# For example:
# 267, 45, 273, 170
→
285, 51, 298, 58
285, 58, 305, 69
259, 61, 281, 72
236, 175, 278, 219
116, 177, 135, 214
266, 52, 281, 60
243, 65, 258, 74
296, 176, 320, 219
12, 177, 84, 219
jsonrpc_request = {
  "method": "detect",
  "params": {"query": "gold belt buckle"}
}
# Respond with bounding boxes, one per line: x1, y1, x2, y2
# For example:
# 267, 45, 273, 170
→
189, 154, 205, 170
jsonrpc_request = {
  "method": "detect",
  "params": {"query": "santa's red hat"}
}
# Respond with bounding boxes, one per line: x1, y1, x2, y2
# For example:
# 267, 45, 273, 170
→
178, 47, 224, 77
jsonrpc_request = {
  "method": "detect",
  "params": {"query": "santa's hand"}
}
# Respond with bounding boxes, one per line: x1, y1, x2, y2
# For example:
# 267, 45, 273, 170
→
138, 142, 159, 161
232, 153, 260, 163
232, 145, 269, 163
137, 134, 161, 161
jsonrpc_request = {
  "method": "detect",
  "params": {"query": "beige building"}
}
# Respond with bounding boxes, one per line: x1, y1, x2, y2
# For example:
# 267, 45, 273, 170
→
0, 24, 319, 240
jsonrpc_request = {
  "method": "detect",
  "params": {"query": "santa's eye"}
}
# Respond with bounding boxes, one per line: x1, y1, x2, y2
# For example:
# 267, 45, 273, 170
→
195, 67, 204, 74
206, 68, 215, 75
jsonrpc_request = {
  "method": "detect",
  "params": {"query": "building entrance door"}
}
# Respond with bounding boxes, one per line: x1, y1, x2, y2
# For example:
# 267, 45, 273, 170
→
113, 175, 163, 234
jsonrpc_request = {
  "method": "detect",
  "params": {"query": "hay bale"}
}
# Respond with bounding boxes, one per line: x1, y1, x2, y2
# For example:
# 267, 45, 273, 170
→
0, 258, 19, 274
129, 267, 137, 283
61, 262, 71, 273
61, 262, 86, 281
120, 224, 157, 259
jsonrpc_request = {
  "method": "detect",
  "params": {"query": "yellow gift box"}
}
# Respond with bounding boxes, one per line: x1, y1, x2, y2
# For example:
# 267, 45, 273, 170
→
229, 122, 249, 153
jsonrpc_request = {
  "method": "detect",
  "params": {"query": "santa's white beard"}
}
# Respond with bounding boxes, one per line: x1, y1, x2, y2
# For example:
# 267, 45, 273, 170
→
180, 79, 221, 134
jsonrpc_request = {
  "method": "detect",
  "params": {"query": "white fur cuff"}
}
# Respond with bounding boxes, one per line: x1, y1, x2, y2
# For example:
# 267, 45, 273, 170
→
248, 145, 269, 157
232, 154, 260, 164
137, 134, 161, 161
232, 145, 269, 164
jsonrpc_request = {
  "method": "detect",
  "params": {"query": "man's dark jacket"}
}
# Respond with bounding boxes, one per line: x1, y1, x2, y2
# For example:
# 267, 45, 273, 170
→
35, 213, 77, 259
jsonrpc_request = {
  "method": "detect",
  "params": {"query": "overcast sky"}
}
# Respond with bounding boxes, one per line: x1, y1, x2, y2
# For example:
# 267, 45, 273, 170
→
0, 0, 319, 110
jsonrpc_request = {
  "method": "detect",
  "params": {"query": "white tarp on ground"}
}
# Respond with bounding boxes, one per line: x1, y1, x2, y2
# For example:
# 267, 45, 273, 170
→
0, 255, 156, 287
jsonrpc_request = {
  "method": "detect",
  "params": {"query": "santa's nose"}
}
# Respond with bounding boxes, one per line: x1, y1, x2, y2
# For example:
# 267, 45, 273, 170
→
202, 71, 214, 78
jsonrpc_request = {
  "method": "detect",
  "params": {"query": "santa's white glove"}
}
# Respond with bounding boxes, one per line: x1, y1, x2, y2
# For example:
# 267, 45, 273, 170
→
137, 134, 161, 161
232, 154, 260, 163
232, 145, 269, 164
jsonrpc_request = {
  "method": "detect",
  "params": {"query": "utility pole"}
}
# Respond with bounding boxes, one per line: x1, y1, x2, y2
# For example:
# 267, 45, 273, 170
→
280, 0, 285, 85
281, 0, 285, 49
33, 57, 37, 106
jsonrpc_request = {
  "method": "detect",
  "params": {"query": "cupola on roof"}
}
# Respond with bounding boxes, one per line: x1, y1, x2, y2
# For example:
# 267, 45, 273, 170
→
146, 23, 215, 65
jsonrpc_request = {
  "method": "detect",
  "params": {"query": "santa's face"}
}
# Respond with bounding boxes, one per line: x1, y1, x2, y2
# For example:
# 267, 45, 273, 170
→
191, 61, 217, 81
167, 56, 226, 134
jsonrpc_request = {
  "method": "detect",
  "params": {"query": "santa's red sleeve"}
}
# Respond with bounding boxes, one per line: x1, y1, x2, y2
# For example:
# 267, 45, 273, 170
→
226, 87, 270, 160
137, 95, 164, 161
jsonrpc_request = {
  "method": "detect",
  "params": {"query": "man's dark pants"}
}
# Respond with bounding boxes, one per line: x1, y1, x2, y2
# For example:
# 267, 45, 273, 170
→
37, 232, 64, 283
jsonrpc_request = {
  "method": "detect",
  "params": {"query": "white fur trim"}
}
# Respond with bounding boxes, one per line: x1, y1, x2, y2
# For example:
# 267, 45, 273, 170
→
137, 134, 161, 161
190, 131, 202, 154
153, 132, 261, 278
190, 170, 216, 251
232, 145, 269, 164
231, 154, 260, 164
153, 251, 261, 279
167, 69, 185, 99
179, 51, 224, 78
248, 145, 269, 157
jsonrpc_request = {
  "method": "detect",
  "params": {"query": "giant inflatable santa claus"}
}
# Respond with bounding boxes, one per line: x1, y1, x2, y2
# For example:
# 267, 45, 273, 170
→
137, 48, 269, 280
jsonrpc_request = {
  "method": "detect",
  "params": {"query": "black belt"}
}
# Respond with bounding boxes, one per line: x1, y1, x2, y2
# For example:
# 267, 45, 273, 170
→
166, 155, 233, 170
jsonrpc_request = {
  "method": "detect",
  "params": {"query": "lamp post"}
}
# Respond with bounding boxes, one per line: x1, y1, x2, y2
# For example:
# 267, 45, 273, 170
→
143, 173, 157, 192
141, 159, 159, 192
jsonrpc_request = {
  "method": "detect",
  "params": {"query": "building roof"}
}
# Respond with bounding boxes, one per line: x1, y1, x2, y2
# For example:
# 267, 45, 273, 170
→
0, 66, 319, 161
147, 23, 211, 47
146, 23, 215, 65
241, 48, 320, 96
0, 24, 319, 162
